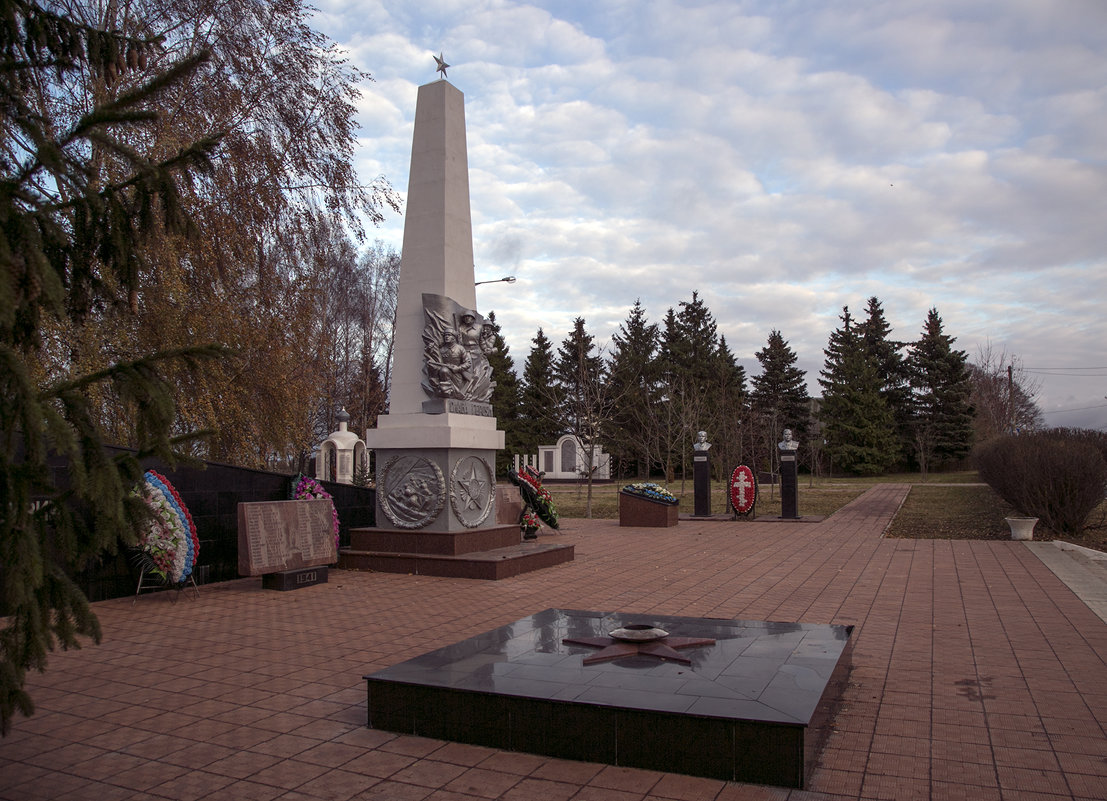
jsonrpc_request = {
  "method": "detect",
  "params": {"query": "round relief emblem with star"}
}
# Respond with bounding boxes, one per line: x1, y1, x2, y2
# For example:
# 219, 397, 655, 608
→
450, 456, 495, 528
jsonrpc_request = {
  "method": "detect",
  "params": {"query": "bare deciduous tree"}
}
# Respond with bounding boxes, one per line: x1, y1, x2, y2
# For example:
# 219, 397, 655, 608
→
969, 343, 1043, 443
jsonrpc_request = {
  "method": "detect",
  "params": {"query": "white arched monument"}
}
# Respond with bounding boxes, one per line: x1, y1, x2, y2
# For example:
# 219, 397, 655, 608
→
316, 408, 366, 484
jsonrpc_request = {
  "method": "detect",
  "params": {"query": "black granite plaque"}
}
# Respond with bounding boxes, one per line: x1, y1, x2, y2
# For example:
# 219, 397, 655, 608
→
262, 566, 328, 591
365, 608, 852, 787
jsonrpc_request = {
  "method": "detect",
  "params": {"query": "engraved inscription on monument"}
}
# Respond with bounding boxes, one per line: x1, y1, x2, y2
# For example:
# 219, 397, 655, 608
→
238, 499, 337, 576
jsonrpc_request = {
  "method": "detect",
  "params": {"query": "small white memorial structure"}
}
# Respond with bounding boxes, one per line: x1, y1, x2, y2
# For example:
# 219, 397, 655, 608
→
514, 435, 611, 481
316, 408, 366, 485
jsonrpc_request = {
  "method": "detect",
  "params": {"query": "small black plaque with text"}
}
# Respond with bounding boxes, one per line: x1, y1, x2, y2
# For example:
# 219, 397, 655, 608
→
262, 566, 328, 591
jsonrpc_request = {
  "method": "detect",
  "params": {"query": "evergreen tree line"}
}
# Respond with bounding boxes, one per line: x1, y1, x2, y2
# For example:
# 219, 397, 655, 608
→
482, 294, 995, 481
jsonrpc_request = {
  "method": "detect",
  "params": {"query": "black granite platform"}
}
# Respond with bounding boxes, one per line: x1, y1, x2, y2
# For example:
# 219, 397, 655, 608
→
364, 608, 853, 787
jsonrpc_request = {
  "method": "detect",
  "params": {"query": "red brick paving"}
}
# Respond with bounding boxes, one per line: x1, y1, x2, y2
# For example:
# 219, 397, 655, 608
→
2, 483, 1106, 799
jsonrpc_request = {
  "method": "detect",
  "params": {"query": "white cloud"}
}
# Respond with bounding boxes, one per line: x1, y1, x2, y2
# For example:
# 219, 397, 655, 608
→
308, 0, 1107, 429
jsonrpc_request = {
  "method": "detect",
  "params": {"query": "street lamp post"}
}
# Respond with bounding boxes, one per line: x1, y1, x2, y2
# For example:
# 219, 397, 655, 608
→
474, 276, 516, 286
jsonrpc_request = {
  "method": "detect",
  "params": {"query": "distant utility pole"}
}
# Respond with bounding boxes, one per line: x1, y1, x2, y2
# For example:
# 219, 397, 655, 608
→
1008, 363, 1014, 433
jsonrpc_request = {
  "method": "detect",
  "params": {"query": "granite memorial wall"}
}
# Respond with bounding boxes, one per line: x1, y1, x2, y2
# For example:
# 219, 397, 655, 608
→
35, 445, 375, 601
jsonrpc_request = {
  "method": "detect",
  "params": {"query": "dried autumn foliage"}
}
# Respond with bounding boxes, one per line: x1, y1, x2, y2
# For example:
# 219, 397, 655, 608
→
29, 0, 399, 466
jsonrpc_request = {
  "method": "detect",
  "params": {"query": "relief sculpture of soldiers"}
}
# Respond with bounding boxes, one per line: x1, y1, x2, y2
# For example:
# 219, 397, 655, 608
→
421, 293, 496, 403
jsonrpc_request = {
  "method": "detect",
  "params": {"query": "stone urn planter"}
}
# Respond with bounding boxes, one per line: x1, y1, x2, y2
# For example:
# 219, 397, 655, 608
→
1005, 517, 1039, 541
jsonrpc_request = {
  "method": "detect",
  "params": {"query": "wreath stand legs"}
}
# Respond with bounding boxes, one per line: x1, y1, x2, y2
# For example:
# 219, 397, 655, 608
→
132, 564, 200, 605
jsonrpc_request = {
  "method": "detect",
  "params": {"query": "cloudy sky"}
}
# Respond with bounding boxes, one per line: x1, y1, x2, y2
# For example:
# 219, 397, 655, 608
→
310, 0, 1106, 430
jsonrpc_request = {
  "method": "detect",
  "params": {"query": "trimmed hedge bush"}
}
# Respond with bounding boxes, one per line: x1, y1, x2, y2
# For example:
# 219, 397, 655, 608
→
975, 428, 1107, 536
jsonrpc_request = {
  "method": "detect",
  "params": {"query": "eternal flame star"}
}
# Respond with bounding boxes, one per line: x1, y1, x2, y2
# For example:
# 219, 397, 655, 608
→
563, 633, 716, 666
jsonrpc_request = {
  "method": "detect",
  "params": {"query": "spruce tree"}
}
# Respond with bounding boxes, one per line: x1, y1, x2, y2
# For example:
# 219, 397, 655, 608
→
907, 309, 975, 472
653, 307, 682, 480
554, 317, 605, 438
553, 318, 612, 515
857, 297, 910, 463
750, 331, 810, 432
1, 3, 224, 733
484, 312, 521, 476
672, 292, 719, 379
709, 335, 748, 477
657, 292, 722, 481
608, 300, 660, 478
819, 308, 898, 475
516, 329, 561, 455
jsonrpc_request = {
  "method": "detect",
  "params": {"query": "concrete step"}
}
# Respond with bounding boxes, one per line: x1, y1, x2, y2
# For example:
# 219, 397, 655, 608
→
348, 524, 520, 555
338, 540, 575, 580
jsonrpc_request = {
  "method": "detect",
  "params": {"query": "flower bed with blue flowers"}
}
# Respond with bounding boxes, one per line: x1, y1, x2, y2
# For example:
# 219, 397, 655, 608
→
620, 483, 679, 506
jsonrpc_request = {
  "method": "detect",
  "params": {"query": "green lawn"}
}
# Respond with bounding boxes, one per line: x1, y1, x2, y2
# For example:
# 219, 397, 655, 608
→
542, 471, 1106, 551
885, 483, 1016, 540
545, 471, 981, 520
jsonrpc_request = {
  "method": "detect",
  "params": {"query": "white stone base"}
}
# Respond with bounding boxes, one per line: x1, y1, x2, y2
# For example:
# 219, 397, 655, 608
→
366, 412, 505, 451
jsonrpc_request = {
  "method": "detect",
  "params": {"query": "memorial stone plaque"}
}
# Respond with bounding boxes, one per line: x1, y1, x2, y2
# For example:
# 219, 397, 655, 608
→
238, 499, 337, 576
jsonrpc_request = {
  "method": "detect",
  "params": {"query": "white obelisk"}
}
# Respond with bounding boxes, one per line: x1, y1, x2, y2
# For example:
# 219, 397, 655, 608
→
366, 77, 503, 533
389, 79, 477, 415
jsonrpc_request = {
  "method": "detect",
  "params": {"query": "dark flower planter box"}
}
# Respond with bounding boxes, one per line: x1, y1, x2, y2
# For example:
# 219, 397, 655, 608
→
619, 491, 679, 527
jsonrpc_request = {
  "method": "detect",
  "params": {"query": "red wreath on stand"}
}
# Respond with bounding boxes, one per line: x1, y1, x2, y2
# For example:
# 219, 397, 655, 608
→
508, 466, 559, 538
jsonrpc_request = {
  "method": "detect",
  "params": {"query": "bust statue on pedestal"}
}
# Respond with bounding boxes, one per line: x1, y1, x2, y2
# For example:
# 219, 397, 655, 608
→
692, 429, 712, 516
777, 428, 800, 519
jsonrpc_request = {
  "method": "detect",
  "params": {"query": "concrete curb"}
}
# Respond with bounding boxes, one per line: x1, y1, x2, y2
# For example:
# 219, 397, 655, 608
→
1025, 540, 1107, 624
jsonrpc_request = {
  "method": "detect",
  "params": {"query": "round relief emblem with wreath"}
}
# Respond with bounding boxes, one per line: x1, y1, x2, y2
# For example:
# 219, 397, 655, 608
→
450, 456, 495, 528
378, 455, 446, 529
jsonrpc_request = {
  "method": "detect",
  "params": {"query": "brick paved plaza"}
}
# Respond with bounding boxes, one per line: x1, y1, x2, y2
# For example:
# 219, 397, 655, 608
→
2, 484, 1105, 800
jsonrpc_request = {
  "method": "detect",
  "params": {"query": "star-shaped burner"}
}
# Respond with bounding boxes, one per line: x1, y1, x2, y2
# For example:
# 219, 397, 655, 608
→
563, 624, 716, 666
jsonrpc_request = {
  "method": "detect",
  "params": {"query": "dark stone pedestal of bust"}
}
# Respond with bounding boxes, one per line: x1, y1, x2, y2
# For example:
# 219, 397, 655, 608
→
693, 452, 711, 517
779, 450, 799, 519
